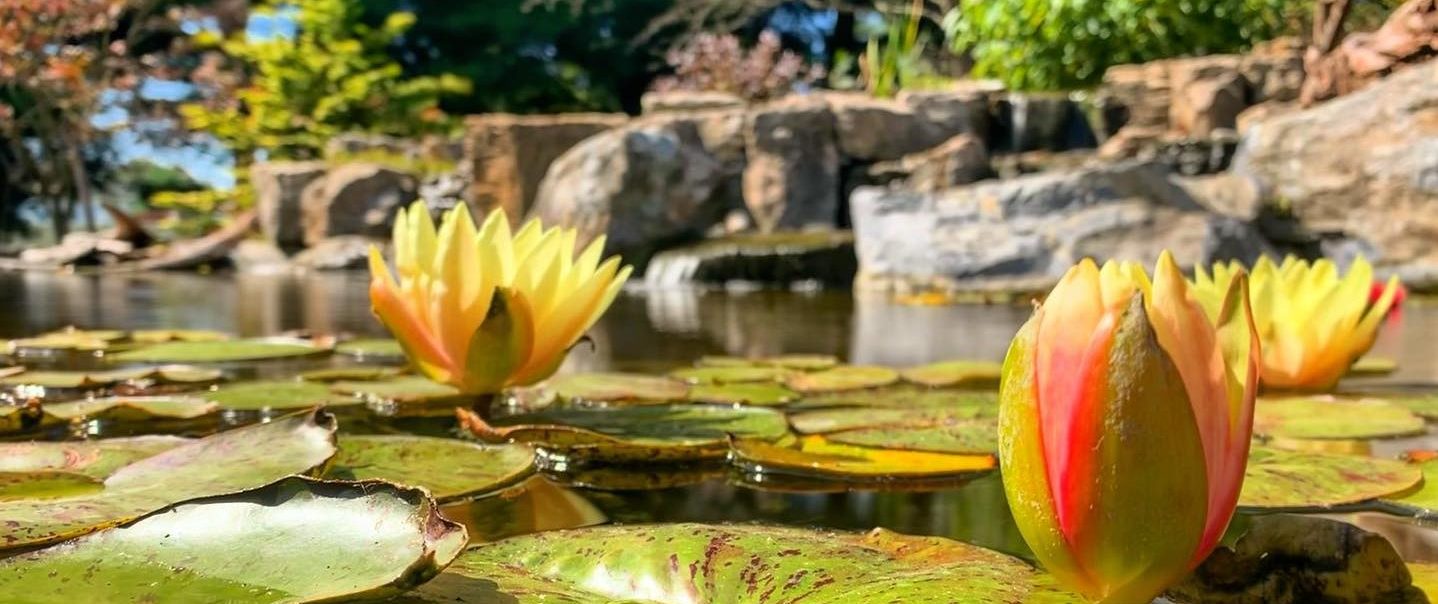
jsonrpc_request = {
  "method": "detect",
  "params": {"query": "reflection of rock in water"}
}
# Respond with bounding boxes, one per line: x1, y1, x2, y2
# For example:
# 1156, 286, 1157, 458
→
642, 288, 702, 334
850, 293, 1030, 367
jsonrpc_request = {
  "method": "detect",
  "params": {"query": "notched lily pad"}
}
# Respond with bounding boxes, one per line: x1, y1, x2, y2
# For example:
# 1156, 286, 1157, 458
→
205, 379, 351, 411
335, 338, 405, 359
1254, 397, 1426, 440
668, 365, 787, 385
688, 382, 798, 406
405, 524, 1075, 603
549, 372, 689, 404
785, 365, 901, 393
732, 434, 996, 481
326, 435, 535, 502
0, 476, 466, 602
110, 338, 327, 363
460, 404, 789, 463
1239, 447, 1422, 509
901, 359, 1003, 388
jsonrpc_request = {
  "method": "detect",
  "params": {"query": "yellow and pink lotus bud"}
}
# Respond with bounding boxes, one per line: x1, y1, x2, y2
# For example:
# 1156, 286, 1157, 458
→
1000, 252, 1260, 603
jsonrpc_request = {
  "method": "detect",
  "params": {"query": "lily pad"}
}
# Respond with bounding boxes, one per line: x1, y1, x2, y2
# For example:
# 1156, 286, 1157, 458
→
1254, 397, 1426, 440
129, 329, 231, 344
0, 365, 221, 389
1383, 460, 1438, 513
1368, 393, 1438, 420
901, 359, 1003, 388
330, 376, 464, 405
697, 354, 840, 371
785, 365, 901, 393
1349, 356, 1399, 376
299, 365, 404, 382
790, 385, 1000, 411
0, 436, 189, 479
1238, 447, 1422, 508
732, 434, 996, 481
7, 328, 126, 352
0, 366, 24, 379
205, 379, 351, 410
0, 407, 336, 550
41, 396, 219, 422
0, 477, 466, 602
828, 420, 999, 454
0, 471, 103, 500
688, 382, 798, 406
460, 404, 789, 463
549, 372, 689, 403
668, 365, 787, 385
404, 524, 1075, 603
325, 436, 534, 502
110, 338, 327, 363
335, 338, 405, 359
790, 400, 997, 434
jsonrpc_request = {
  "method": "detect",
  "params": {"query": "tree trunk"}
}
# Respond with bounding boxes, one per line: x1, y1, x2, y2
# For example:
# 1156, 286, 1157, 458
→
65, 139, 96, 232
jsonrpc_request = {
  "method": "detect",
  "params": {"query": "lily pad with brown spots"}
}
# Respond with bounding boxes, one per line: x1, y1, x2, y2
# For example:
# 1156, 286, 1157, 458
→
549, 372, 690, 404
0, 436, 189, 479
1254, 397, 1426, 440
325, 436, 534, 502
1384, 460, 1438, 513
1238, 447, 1422, 509
0, 477, 466, 602
785, 365, 901, 393
901, 360, 1003, 388
402, 524, 1076, 603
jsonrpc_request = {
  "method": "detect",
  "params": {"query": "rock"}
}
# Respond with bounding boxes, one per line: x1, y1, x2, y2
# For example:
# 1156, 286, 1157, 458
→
1001, 92, 1096, 152
530, 112, 737, 272
1174, 172, 1264, 220
300, 163, 417, 247
1240, 38, 1305, 104
1232, 62, 1438, 275
1099, 62, 1173, 135
17, 233, 134, 268
823, 92, 945, 161
251, 161, 326, 249
135, 211, 258, 271
641, 91, 746, 114
898, 87, 994, 141
869, 134, 990, 193
464, 113, 627, 223
849, 161, 1273, 293
227, 239, 291, 274
1236, 101, 1299, 135
324, 133, 411, 160
1168, 515, 1420, 604
743, 97, 841, 232
1169, 56, 1247, 136
643, 231, 857, 287
291, 236, 377, 271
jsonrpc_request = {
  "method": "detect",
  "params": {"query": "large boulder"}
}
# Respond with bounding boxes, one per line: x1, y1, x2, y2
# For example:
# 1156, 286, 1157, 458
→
1168, 56, 1247, 137
1232, 61, 1438, 284
743, 97, 842, 232
641, 91, 746, 114
898, 87, 995, 141
850, 161, 1273, 293
529, 111, 741, 272
869, 133, 991, 193
251, 161, 326, 250
823, 92, 947, 161
464, 113, 627, 223
643, 231, 857, 288
300, 163, 417, 246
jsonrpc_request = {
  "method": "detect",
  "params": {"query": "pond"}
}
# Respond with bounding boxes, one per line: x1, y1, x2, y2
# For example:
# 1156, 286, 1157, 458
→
4, 270, 1438, 600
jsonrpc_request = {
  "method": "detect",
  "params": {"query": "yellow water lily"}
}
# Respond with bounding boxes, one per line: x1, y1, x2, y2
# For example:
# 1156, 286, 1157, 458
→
1192, 256, 1399, 392
368, 203, 631, 394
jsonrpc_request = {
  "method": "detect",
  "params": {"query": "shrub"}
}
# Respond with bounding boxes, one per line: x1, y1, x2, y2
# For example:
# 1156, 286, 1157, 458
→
651, 31, 824, 102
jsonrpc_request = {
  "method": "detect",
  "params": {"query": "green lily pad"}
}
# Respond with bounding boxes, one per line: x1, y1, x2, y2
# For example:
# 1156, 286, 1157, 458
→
330, 376, 464, 405
0, 471, 103, 501
1383, 460, 1438, 513
335, 338, 405, 359
688, 382, 798, 406
1349, 356, 1399, 376
732, 434, 996, 481
549, 372, 689, 403
1254, 397, 1426, 440
790, 385, 1000, 411
0, 365, 221, 389
205, 380, 351, 410
790, 397, 998, 434
7, 328, 126, 352
461, 404, 789, 463
299, 366, 405, 382
0, 477, 466, 602
828, 420, 999, 454
785, 365, 901, 393
0, 436, 189, 479
698, 354, 840, 371
110, 338, 327, 363
0, 408, 336, 550
668, 365, 787, 385
901, 359, 1003, 388
41, 396, 219, 422
325, 436, 534, 502
1238, 447, 1422, 508
129, 329, 231, 344
404, 524, 1076, 603
1366, 393, 1438, 420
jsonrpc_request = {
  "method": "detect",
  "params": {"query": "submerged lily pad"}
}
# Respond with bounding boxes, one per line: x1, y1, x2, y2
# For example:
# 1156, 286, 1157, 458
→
0, 477, 466, 602
110, 338, 327, 363
335, 338, 405, 359
405, 524, 1075, 603
1254, 397, 1426, 440
460, 404, 789, 463
1349, 356, 1399, 376
205, 380, 350, 411
828, 420, 999, 454
330, 376, 464, 405
668, 365, 787, 385
785, 365, 901, 393
325, 436, 534, 502
0, 408, 336, 550
549, 372, 689, 403
0, 436, 189, 479
688, 382, 798, 406
901, 359, 1003, 388
732, 434, 996, 481
1239, 447, 1422, 509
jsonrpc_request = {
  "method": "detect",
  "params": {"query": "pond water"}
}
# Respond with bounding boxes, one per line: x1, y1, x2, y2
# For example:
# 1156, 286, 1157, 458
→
4, 270, 1438, 571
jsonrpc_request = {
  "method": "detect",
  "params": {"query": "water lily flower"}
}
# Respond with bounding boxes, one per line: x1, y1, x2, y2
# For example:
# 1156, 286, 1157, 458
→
368, 203, 631, 394
1193, 256, 1399, 392
1000, 252, 1259, 603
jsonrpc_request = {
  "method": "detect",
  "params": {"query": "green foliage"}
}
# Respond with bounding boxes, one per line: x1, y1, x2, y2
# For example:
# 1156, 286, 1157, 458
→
944, 0, 1306, 91
831, 2, 947, 98
181, 0, 471, 161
